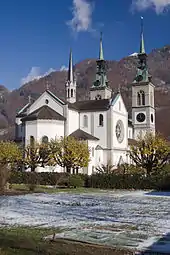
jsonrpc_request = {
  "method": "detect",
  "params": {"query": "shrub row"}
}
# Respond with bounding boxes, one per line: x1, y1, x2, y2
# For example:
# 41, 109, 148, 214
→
9, 171, 170, 191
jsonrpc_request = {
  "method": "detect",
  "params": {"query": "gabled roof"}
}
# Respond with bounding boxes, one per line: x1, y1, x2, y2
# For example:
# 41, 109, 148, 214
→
16, 89, 66, 118
69, 129, 99, 141
45, 90, 66, 105
16, 103, 31, 118
21, 105, 66, 122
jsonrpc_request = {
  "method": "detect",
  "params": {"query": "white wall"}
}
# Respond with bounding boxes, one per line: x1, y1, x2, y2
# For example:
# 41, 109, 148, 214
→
68, 109, 79, 135
25, 120, 38, 146
37, 120, 64, 141
87, 140, 98, 175
28, 91, 64, 116
128, 126, 133, 139
112, 96, 128, 150
93, 111, 108, 148
25, 119, 65, 145
15, 117, 23, 138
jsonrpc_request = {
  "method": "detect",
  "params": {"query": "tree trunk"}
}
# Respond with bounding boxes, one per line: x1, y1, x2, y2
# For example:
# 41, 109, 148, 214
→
67, 167, 71, 173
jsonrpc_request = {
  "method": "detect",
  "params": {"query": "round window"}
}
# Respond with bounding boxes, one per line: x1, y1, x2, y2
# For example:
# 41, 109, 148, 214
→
45, 99, 49, 104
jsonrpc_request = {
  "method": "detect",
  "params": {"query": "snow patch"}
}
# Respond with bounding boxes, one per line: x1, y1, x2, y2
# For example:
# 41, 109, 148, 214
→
1, 191, 170, 252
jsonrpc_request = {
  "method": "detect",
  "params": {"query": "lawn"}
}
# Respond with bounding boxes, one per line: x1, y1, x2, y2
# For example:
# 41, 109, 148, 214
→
0, 227, 131, 255
10, 184, 101, 194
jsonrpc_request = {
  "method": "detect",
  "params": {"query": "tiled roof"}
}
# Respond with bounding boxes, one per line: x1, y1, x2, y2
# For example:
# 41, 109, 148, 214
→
21, 105, 66, 122
69, 129, 99, 141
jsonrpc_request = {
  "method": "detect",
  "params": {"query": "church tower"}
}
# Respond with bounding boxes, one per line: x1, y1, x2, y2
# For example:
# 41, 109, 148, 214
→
132, 17, 155, 139
65, 49, 76, 103
90, 33, 112, 100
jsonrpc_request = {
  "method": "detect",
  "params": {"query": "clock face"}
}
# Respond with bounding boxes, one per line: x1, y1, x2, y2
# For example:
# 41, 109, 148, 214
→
115, 120, 124, 143
136, 113, 146, 123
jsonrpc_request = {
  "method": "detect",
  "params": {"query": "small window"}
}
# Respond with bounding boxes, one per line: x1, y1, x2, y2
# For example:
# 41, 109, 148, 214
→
137, 92, 141, 106
45, 99, 49, 104
71, 89, 73, 97
42, 136, 49, 144
83, 115, 88, 127
99, 114, 104, 126
92, 147, 94, 157
67, 88, 70, 98
141, 91, 145, 105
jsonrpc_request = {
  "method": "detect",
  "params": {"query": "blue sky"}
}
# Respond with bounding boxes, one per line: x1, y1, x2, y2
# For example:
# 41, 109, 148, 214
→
0, 0, 170, 90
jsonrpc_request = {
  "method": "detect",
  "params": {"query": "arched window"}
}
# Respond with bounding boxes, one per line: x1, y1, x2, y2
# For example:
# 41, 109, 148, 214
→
30, 136, 35, 147
71, 89, 73, 97
99, 114, 104, 126
137, 92, 141, 106
42, 136, 49, 144
141, 90, 145, 105
83, 115, 88, 127
67, 88, 70, 98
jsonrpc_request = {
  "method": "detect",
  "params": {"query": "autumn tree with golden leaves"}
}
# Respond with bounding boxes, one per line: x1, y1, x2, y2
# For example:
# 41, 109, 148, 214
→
24, 142, 51, 172
129, 132, 170, 176
49, 136, 90, 173
0, 141, 22, 191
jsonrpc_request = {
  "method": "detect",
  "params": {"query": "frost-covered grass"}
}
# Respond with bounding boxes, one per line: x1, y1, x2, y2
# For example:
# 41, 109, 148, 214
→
1, 190, 170, 253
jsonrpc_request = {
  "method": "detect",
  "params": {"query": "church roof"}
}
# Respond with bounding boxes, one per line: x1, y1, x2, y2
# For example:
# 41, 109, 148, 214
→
68, 93, 119, 112
21, 105, 66, 122
16, 103, 31, 118
69, 129, 99, 141
68, 99, 110, 111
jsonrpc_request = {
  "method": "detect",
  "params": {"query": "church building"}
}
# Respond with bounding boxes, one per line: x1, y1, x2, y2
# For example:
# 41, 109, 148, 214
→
15, 20, 155, 175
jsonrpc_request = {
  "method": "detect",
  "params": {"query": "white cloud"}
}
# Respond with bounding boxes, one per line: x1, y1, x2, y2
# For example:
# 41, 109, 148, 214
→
67, 0, 93, 32
132, 0, 170, 13
21, 67, 55, 85
60, 65, 69, 71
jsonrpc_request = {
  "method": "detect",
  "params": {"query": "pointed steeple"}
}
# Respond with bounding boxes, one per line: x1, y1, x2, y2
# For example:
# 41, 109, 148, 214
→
68, 48, 73, 83
99, 32, 104, 60
139, 17, 145, 54
92, 33, 109, 88
65, 49, 76, 103
133, 17, 151, 84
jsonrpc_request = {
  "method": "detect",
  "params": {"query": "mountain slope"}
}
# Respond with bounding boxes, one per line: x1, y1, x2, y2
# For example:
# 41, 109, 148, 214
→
1, 45, 170, 139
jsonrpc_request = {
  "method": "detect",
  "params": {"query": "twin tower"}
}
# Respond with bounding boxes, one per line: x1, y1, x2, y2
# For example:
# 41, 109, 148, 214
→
65, 17, 155, 138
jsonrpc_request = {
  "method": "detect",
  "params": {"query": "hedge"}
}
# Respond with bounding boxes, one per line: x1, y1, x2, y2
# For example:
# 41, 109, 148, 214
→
8, 171, 170, 191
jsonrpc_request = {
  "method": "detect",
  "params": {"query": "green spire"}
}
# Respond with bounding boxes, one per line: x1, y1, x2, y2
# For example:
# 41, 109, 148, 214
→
133, 17, 152, 84
99, 32, 104, 60
140, 16, 145, 54
92, 32, 109, 88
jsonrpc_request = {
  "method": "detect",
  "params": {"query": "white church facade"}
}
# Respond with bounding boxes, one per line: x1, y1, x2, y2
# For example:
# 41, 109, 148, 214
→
15, 22, 155, 175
